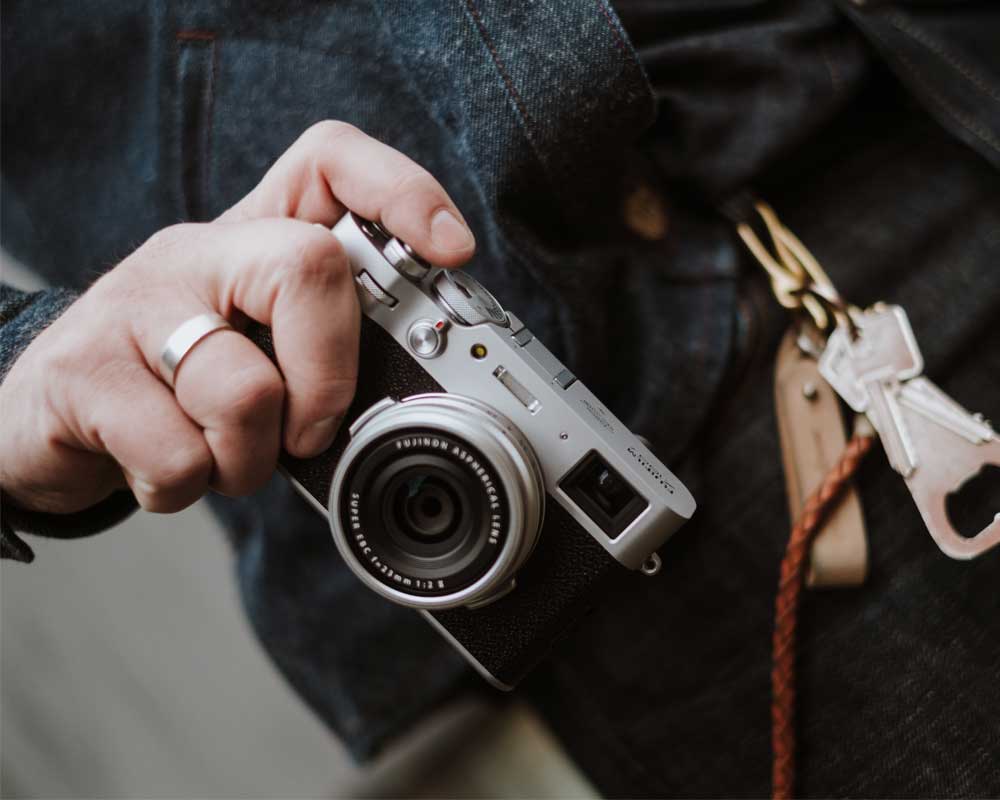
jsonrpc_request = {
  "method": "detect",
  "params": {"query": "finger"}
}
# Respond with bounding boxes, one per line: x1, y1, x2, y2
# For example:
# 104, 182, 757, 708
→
88, 361, 213, 513
228, 220, 359, 457
0, 360, 125, 513
129, 219, 359, 458
171, 329, 284, 496
0, 439, 125, 515
220, 120, 476, 268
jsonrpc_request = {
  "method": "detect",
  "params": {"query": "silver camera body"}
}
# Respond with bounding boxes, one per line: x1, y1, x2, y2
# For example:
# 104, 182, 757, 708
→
281, 212, 696, 687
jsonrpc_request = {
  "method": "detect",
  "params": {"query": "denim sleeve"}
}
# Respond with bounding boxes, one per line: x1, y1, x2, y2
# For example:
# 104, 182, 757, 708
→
1, 283, 138, 563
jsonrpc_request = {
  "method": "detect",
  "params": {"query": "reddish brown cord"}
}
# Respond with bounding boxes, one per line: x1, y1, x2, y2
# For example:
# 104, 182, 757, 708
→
772, 432, 874, 800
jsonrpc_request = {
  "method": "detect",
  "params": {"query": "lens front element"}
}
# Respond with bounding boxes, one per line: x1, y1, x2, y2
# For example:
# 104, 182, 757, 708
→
329, 395, 544, 610
396, 471, 456, 540
343, 433, 509, 597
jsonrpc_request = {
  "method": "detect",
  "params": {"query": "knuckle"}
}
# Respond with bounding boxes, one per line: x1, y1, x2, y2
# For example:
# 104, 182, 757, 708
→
141, 223, 195, 258
158, 442, 213, 490
33, 338, 80, 383
35, 401, 69, 453
76, 269, 142, 332
304, 234, 346, 275
390, 165, 440, 200
76, 361, 146, 445
221, 363, 285, 425
122, 224, 207, 286
277, 231, 346, 289
135, 442, 212, 511
87, 358, 142, 396
136, 492, 191, 514
304, 119, 359, 150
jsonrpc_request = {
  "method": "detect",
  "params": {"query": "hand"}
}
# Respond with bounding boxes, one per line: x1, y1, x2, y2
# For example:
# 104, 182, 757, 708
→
0, 121, 475, 515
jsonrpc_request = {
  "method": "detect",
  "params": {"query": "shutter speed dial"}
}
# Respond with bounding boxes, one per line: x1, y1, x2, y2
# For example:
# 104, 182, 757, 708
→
432, 270, 509, 327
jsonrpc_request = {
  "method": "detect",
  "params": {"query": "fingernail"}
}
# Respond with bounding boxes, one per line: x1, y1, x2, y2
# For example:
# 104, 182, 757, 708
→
430, 208, 474, 252
297, 415, 341, 454
132, 478, 157, 498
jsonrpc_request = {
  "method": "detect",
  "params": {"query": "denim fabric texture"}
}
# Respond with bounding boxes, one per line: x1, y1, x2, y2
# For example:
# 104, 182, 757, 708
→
616, 0, 872, 200
530, 91, 1000, 798
2, 0, 999, 794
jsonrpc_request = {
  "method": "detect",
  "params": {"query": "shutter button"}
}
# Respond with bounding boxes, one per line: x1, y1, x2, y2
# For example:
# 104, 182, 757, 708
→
407, 319, 448, 358
384, 238, 431, 281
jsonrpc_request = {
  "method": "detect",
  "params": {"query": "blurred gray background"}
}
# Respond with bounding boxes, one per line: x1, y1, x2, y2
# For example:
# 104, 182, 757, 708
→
0, 256, 597, 799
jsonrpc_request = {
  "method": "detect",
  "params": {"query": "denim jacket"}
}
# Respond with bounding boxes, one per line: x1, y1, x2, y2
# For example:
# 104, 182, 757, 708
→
3, 1, 999, 794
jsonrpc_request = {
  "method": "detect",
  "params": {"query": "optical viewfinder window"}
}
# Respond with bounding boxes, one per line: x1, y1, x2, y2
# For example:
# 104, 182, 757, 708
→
559, 450, 648, 539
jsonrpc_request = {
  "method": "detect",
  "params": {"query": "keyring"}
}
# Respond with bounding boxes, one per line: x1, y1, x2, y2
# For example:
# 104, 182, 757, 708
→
160, 312, 233, 387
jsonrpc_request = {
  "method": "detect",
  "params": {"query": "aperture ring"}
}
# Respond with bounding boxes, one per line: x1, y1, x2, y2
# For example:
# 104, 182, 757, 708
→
343, 433, 509, 596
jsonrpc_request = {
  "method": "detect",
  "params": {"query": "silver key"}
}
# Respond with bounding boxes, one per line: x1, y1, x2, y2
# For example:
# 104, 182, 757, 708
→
894, 380, 1000, 559
899, 378, 994, 444
866, 377, 918, 477
817, 325, 868, 411
820, 305, 1000, 559
820, 305, 923, 477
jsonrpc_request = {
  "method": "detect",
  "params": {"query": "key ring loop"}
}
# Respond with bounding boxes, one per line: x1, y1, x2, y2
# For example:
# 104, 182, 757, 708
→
736, 200, 858, 335
790, 280, 859, 338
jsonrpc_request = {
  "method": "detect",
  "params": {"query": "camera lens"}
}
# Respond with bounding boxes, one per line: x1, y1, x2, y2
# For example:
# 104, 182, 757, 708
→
396, 474, 456, 540
329, 395, 544, 609
341, 431, 511, 597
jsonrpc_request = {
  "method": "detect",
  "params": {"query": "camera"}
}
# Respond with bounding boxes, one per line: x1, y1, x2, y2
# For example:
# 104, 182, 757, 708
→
263, 212, 696, 689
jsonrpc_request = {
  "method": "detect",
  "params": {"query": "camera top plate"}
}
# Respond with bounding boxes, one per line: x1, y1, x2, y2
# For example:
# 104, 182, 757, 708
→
329, 212, 696, 571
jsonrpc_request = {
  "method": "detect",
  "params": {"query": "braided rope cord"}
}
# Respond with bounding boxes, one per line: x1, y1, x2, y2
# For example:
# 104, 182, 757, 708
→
772, 432, 875, 800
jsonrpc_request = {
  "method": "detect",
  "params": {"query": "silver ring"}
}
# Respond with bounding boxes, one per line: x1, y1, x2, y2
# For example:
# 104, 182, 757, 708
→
160, 312, 233, 387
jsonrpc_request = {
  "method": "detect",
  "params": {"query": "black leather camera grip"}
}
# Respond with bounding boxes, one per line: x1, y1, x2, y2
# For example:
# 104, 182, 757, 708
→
431, 501, 623, 688
249, 317, 444, 505
247, 317, 624, 688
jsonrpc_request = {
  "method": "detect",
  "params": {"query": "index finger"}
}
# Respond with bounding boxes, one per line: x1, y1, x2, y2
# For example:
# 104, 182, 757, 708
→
221, 121, 476, 269
127, 218, 360, 458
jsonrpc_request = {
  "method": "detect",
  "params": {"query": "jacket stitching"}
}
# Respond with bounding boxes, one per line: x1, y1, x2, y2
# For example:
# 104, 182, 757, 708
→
595, 0, 627, 55
865, 24, 1000, 158
884, 11, 1000, 106
457, 0, 591, 368
461, 0, 537, 141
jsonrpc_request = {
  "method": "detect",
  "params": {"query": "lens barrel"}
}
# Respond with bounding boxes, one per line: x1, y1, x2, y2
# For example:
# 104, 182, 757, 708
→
329, 395, 544, 609
342, 432, 510, 596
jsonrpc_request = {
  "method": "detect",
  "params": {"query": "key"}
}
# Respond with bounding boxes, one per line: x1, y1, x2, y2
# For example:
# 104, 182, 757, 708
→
865, 372, 918, 477
817, 325, 868, 412
820, 306, 1000, 559
899, 377, 994, 444
820, 305, 923, 477
894, 381, 1000, 559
